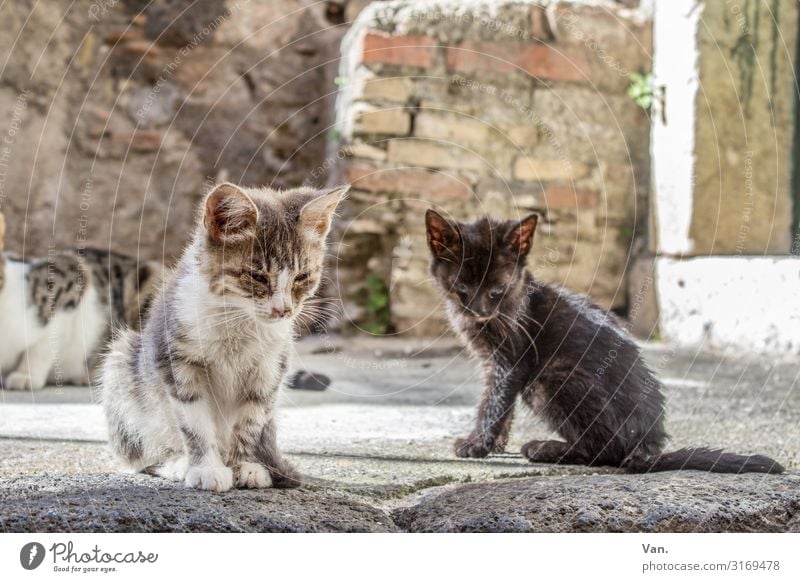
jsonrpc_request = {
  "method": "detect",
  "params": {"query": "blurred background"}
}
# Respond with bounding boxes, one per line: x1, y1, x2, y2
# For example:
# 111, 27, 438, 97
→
0, 0, 798, 354
2, 1, 800, 534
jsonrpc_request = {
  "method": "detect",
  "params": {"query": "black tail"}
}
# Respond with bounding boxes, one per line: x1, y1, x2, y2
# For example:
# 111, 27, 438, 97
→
625, 447, 784, 474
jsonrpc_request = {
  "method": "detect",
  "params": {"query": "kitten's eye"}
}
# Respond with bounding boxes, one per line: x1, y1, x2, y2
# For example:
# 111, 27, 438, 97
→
454, 282, 468, 296
488, 287, 505, 301
250, 271, 270, 286
294, 272, 310, 284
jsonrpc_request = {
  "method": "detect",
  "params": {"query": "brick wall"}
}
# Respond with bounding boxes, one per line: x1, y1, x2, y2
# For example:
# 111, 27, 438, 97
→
330, 0, 653, 335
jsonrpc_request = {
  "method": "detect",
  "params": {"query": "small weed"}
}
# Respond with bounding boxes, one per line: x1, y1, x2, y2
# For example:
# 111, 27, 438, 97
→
357, 273, 392, 335
627, 72, 654, 110
326, 127, 341, 142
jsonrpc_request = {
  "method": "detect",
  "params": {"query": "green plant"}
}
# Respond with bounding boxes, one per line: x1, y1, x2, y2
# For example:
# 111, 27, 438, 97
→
326, 127, 341, 142
627, 72, 654, 110
358, 273, 391, 335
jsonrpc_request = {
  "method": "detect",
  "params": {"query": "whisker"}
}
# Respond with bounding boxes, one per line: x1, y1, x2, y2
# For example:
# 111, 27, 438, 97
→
200, 312, 256, 331
498, 312, 540, 363
302, 305, 343, 314
516, 310, 544, 330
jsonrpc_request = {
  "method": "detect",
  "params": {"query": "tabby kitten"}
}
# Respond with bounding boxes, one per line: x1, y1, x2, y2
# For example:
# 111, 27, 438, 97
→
101, 183, 348, 492
425, 210, 783, 474
0, 212, 161, 390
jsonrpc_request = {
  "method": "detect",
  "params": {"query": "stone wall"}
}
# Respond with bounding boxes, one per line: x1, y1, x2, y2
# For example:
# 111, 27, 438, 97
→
0, 0, 346, 263
651, 0, 797, 257
331, 0, 652, 335
646, 0, 800, 355
692, 0, 796, 255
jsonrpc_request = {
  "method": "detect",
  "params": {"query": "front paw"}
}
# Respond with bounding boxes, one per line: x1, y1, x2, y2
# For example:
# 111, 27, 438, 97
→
185, 464, 233, 492
454, 436, 490, 458
154, 456, 189, 482
4, 372, 44, 391
491, 438, 508, 454
236, 462, 272, 489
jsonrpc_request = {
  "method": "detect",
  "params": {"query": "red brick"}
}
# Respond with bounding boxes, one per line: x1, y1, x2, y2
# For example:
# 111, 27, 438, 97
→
362, 32, 438, 68
446, 41, 587, 82
120, 40, 161, 57
445, 41, 520, 75
104, 29, 145, 44
543, 186, 598, 208
524, 44, 588, 81
88, 126, 109, 139
112, 130, 162, 152
345, 164, 471, 199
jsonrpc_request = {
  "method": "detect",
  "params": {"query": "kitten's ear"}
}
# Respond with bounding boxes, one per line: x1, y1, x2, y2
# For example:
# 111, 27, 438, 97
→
203, 183, 259, 243
505, 214, 538, 257
299, 185, 349, 240
137, 262, 157, 288
425, 209, 460, 257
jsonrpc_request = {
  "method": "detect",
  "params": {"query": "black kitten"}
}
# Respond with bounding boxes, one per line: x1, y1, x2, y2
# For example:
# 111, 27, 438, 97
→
425, 209, 783, 474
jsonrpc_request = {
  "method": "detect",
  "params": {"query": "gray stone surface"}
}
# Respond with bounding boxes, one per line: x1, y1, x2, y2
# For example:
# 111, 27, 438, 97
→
1, 336, 798, 532
0, 473, 397, 533
392, 473, 800, 533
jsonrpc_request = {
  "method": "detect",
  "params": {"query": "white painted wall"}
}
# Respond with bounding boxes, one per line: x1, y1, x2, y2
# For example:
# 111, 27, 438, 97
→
651, 0, 699, 255
656, 256, 800, 355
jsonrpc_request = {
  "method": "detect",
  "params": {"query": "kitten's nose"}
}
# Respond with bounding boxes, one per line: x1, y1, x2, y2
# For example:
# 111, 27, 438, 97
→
467, 299, 491, 318
271, 307, 286, 318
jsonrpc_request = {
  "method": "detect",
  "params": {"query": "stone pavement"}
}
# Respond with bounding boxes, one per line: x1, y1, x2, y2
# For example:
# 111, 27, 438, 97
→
1, 336, 798, 532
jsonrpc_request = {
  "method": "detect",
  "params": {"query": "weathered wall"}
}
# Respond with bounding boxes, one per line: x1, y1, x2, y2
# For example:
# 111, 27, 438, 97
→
647, 0, 800, 355
656, 256, 800, 354
331, 0, 652, 335
690, 0, 797, 255
0, 0, 346, 263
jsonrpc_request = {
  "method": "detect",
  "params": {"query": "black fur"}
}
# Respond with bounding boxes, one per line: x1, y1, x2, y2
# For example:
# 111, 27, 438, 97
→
425, 210, 784, 475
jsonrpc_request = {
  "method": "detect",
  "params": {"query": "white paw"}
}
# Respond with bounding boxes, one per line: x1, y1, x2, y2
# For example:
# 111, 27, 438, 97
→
155, 457, 189, 482
236, 462, 272, 489
4, 372, 44, 391
185, 464, 233, 492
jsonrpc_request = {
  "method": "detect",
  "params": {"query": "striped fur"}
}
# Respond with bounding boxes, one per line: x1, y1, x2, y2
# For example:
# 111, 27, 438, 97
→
0, 212, 162, 390
101, 183, 347, 492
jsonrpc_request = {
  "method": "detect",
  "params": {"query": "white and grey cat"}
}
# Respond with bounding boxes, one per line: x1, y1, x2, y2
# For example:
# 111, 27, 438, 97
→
0, 212, 162, 390
101, 182, 348, 492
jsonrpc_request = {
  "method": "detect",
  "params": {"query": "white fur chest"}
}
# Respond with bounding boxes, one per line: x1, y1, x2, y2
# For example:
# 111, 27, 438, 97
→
446, 302, 481, 349
174, 268, 294, 397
